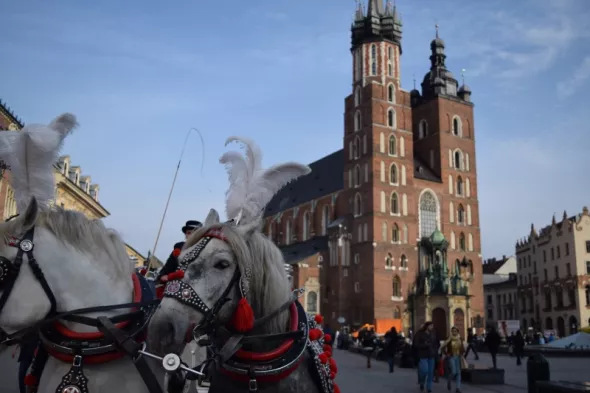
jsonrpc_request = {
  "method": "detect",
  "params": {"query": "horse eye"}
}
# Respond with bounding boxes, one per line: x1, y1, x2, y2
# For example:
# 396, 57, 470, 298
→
214, 260, 230, 270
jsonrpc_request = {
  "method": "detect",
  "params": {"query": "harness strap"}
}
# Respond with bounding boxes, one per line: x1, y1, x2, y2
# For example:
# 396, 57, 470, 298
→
96, 316, 163, 393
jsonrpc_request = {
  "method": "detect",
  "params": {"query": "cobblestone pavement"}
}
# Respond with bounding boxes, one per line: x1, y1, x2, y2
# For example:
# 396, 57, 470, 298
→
334, 349, 590, 393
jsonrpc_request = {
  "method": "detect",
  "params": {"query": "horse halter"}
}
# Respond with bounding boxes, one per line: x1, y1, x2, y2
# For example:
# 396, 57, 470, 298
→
163, 229, 242, 334
0, 225, 58, 342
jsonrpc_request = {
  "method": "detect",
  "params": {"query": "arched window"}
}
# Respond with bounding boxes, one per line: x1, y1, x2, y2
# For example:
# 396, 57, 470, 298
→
400, 254, 408, 268
403, 224, 408, 243
371, 44, 377, 75
386, 253, 393, 267
388, 46, 393, 59
285, 220, 292, 245
452, 116, 462, 136
354, 165, 361, 187
392, 276, 401, 297
389, 164, 398, 184
387, 109, 395, 128
388, 84, 395, 102
459, 233, 466, 251
354, 193, 363, 217
457, 176, 463, 195
390, 192, 399, 214
302, 212, 310, 241
354, 254, 360, 264
382, 222, 388, 241
454, 150, 462, 169
457, 204, 465, 224
307, 291, 317, 313
354, 87, 361, 107
419, 191, 438, 238
354, 110, 361, 131
388, 62, 393, 77
388, 135, 396, 155
392, 223, 400, 242
268, 222, 273, 241
321, 205, 330, 235
419, 120, 428, 139
353, 136, 360, 159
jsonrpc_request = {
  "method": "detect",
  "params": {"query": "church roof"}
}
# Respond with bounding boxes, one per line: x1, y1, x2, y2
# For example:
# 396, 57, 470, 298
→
280, 236, 329, 265
264, 149, 344, 217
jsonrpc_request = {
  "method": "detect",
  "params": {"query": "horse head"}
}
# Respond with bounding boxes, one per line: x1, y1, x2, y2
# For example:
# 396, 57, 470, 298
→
148, 137, 310, 355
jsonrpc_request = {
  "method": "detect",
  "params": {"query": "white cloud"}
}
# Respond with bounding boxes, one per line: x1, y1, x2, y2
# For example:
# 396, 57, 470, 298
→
557, 56, 590, 99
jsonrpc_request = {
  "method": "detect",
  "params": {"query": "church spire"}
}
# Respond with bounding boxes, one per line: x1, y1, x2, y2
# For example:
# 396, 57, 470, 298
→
351, 0, 402, 52
367, 0, 384, 17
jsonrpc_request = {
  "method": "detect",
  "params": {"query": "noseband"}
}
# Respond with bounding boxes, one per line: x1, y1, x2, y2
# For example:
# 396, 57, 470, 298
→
163, 230, 241, 334
0, 223, 58, 333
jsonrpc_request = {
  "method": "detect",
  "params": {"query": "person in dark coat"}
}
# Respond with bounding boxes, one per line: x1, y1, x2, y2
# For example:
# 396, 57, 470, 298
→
361, 327, 377, 368
485, 327, 501, 369
513, 330, 526, 366
464, 329, 480, 360
414, 322, 437, 393
384, 326, 399, 373
157, 220, 202, 281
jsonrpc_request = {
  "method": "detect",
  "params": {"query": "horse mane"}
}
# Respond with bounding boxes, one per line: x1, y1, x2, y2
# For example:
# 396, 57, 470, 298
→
186, 223, 292, 334
0, 207, 133, 278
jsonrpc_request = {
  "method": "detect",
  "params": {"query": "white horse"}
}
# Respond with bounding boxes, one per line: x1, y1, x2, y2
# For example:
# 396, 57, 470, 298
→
0, 114, 166, 393
148, 137, 339, 393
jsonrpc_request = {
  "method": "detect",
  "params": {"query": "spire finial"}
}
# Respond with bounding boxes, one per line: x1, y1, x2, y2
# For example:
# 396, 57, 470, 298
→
435, 23, 439, 38
461, 69, 466, 85
413, 73, 416, 89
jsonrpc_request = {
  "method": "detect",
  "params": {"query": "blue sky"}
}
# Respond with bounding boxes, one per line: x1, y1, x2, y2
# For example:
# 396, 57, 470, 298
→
2, 0, 590, 261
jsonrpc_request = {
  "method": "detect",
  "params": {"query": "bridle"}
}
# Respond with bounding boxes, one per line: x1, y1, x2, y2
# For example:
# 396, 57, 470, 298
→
0, 217, 58, 344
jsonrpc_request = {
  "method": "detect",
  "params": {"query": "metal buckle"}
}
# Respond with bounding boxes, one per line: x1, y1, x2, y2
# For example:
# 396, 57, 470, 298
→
248, 378, 257, 392
72, 355, 82, 367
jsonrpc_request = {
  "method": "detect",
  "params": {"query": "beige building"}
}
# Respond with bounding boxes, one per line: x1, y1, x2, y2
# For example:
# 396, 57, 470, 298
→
515, 208, 590, 337
483, 256, 518, 327
0, 100, 147, 267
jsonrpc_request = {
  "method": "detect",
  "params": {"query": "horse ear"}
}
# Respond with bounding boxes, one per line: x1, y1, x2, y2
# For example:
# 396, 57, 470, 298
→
22, 197, 39, 230
204, 209, 220, 226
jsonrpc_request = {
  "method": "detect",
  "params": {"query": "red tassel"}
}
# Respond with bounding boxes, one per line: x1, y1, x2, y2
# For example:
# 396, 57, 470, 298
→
314, 314, 323, 324
318, 352, 328, 364
230, 298, 254, 332
324, 333, 332, 344
24, 375, 38, 386
167, 270, 185, 281
323, 344, 332, 354
334, 383, 341, 393
309, 328, 322, 341
329, 357, 337, 373
330, 371, 336, 379
172, 248, 182, 257
156, 286, 165, 299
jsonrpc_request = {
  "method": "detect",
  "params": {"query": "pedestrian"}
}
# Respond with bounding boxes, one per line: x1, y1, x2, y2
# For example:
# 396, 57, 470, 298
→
463, 329, 479, 360
513, 330, 525, 366
433, 330, 441, 383
414, 322, 437, 393
441, 326, 464, 393
383, 326, 399, 373
484, 327, 501, 369
361, 327, 377, 368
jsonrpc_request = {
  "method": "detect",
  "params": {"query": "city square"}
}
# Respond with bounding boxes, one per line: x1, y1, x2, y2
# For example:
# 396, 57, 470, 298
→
1, 0, 590, 392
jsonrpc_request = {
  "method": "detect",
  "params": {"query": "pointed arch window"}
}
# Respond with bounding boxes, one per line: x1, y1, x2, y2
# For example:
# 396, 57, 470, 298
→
401, 254, 408, 268
457, 176, 464, 196
388, 135, 396, 156
382, 222, 388, 241
392, 223, 400, 243
354, 193, 363, 217
457, 204, 465, 224
403, 224, 408, 244
321, 205, 330, 235
387, 109, 395, 128
353, 136, 360, 159
354, 165, 361, 187
388, 84, 395, 102
419, 191, 438, 238
354, 110, 361, 131
390, 192, 399, 214
302, 212, 310, 241
454, 150, 462, 169
459, 233, 466, 251
371, 44, 377, 75
307, 291, 317, 313
285, 220, 292, 245
453, 116, 462, 136
388, 63, 393, 77
386, 253, 393, 268
419, 120, 428, 139
392, 276, 402, 297
389, 164, 398, 184
354, 87, 361, 107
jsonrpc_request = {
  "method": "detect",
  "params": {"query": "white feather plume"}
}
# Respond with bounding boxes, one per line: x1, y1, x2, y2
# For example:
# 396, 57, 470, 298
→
0, 113, 78, 212
220, 136, 311, 224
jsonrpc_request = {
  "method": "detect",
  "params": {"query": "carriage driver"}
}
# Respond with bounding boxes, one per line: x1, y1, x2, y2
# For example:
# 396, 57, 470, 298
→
158, 220, 202, 282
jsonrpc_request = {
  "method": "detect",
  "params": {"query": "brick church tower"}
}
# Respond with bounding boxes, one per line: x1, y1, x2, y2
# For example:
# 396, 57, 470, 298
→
264, 0, 484, 338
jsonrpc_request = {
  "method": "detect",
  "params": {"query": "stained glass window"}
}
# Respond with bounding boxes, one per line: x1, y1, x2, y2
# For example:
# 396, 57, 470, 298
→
420, 191, 437, 238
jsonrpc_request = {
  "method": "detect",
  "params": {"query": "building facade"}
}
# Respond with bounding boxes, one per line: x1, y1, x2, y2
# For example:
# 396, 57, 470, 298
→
516, 208, 590, 337
483, 256, 518, 327
263, 0, 484, 337
0, 100, 144, 265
